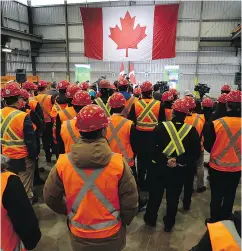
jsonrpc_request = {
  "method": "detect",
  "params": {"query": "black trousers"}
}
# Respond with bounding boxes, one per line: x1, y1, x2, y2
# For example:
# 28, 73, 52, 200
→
209, 168, 241, 222
146, 164, 187, 228
183, 164, 196, 208
42, 122, 53, 161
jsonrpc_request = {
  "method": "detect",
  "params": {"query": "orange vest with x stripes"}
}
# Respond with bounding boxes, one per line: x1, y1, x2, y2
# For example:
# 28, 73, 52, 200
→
56, 152, 123, 239
59, 106, 77, 124
0, 107, 28, 159
61, 118, 80, 153
106, 114, 134, 166
210, 117, 241, 172
122, 96, 138, 118
134, 98, 160, 131
35, 93, 53, 123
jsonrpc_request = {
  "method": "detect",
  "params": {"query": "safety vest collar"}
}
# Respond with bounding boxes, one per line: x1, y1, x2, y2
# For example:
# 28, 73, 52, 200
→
211, 118, 241, 168
107, 118, 133, 164
66, 120, 80, 144
66, 153, 120, 231
162, 121, 192, 156
122, 96, 136, 117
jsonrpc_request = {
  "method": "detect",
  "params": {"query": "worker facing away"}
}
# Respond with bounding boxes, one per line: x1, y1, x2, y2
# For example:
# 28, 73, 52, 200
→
60, 90, 92, 153
204, 90, 241, 224
161, 90, 174, 121
94, 79, 112, 117
1, 83, 38, 203
1, 155, 41, 251
117, 79, 138, 118
44, 104, 138, 251
35, 80, 55, 163
128, 81, 165, 191
144, 98, 201, 232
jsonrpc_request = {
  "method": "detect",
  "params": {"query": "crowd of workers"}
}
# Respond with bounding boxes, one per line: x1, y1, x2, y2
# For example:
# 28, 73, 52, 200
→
1, 78, 241, 251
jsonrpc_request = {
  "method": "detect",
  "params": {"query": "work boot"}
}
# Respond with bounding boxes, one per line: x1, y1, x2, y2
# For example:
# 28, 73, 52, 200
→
31, 195, 39, 205
197, 186, 206, 193
183, 203, 191, 211
163, 216, 174, 233
138, 197, 148, 212
143, 213, 157, 227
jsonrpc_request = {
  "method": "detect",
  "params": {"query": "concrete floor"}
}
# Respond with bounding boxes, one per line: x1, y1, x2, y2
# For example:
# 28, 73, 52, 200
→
33, 152, 241, 251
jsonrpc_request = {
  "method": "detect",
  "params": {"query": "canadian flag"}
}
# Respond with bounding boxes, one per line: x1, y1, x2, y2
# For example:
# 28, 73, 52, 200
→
81, 5, 179, 61
129, 63, 136, 84
118, 62, 125, 81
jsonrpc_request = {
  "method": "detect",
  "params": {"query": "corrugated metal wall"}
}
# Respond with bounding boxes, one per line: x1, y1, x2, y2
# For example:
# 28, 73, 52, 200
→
2, 1, 32, 75
4, 1, 241, 97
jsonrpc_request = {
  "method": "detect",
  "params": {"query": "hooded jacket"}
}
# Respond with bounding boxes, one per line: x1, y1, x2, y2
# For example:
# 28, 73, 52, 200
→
44, 137, 138, 251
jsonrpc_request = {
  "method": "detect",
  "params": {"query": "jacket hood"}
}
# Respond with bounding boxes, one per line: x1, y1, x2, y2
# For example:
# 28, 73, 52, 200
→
71, 137, 112, 169
120, 91, 131, 100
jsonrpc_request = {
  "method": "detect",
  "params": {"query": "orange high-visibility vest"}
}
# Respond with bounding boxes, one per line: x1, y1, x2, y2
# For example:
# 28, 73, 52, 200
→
25, 109, 37, 132
122, 96, 138, 118
56, 153, 124, 239
106, 114, 134, 166
210, 117, 241, 172
61, 119, 80, 153
1, 171, 27, 251
134, 98, 160, 131
207, 220, 241, 251
59, 106, 76, 124
185, 113, 205, 150
0, 107, 28, 159
28, 99, 38, 112
165, 108, 173, 121
51, 103, 68, 144
35, 94, 53, 123
94, 97, 111, 117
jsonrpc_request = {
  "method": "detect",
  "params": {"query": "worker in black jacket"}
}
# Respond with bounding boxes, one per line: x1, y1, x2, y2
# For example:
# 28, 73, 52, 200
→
1, 156, 41, 250
211, 93, 228, 121
128, 81, 165, 191
144, 98, 201, 232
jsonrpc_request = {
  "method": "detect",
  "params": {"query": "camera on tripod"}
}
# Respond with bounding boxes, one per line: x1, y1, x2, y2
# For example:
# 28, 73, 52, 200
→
155, 81, 169, 94
194, 83, 210, 99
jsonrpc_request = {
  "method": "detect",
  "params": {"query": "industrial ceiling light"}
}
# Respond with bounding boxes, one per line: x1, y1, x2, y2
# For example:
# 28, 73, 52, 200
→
2, 47, 12, 53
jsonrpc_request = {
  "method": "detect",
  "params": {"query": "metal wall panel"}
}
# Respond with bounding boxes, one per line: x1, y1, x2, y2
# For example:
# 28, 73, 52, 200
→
69, 41, 84, 52
201, 21, 239, 37
7, 20, 21, 30
18, 3, 29, 22
177, 22, 199, 37
20, 23, 30, 33
10, 39, 22, 49
32, 6, 65, 24
34, 26, 66, 39
68, 4, 85, 23
2, 1, 19, 20
68, 25, 84, 38
178, 1, 201, 19
36, 63, 67, 71
36, 56, 67, 63
176, 40, 198, 51
202, 1, 241, 19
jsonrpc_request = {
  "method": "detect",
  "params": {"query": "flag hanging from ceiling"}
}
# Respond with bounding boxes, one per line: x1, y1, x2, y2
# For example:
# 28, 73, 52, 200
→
80, 4, 179, 61
129, 63, 136, 84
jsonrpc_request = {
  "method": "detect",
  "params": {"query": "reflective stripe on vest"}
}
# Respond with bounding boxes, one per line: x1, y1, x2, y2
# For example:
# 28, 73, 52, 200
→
39, 94, 49, 117
193, 114, 201, 128
210, 118, 241, 168
66, 153, 120, 230
66, 120, 80, 144
137, 99, 158, 122
95, 98, 111, 117
163, 122, 192, 156
62, 108, 72, 120
208, 220, 241, 251
55, 103, 61, 112
1, 110, 25, 147
107, 119, 133, 164
122, 96, 136, 117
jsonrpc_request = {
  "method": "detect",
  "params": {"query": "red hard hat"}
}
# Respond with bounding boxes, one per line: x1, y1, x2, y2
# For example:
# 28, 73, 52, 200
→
201, 97, 214, 108
96, 91, 101, 98
221, 84, 231, 92
133, 87, 141, 95
75, 104, 109, 132
57, 80, 70, 90
66, 84, 82, 99
2, 83, 21, 98
19, 89, 30, 100
110, 84, 117, 91
217, 93, 228, 104
184, 96, 196, 109
141, 81, 152, 93
169, 88, 179, 96
38, 80, 48, 88
226, 90, 242, 103
72, 90, 92, 106
99, 80, 111, 89
162, 91, 174, 102
108, 92, 126, 108
117, 79, 128, 87
80, 82, 89, 91
172, 99, 190, 113
22, 81, 37, 91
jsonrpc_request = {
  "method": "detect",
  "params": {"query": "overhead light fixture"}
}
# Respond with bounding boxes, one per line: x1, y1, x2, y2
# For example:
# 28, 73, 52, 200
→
2, 48, 12, 53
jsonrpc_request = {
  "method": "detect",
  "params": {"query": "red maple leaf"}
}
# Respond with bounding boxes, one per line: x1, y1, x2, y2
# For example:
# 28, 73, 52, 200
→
109, 11, 147, 57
